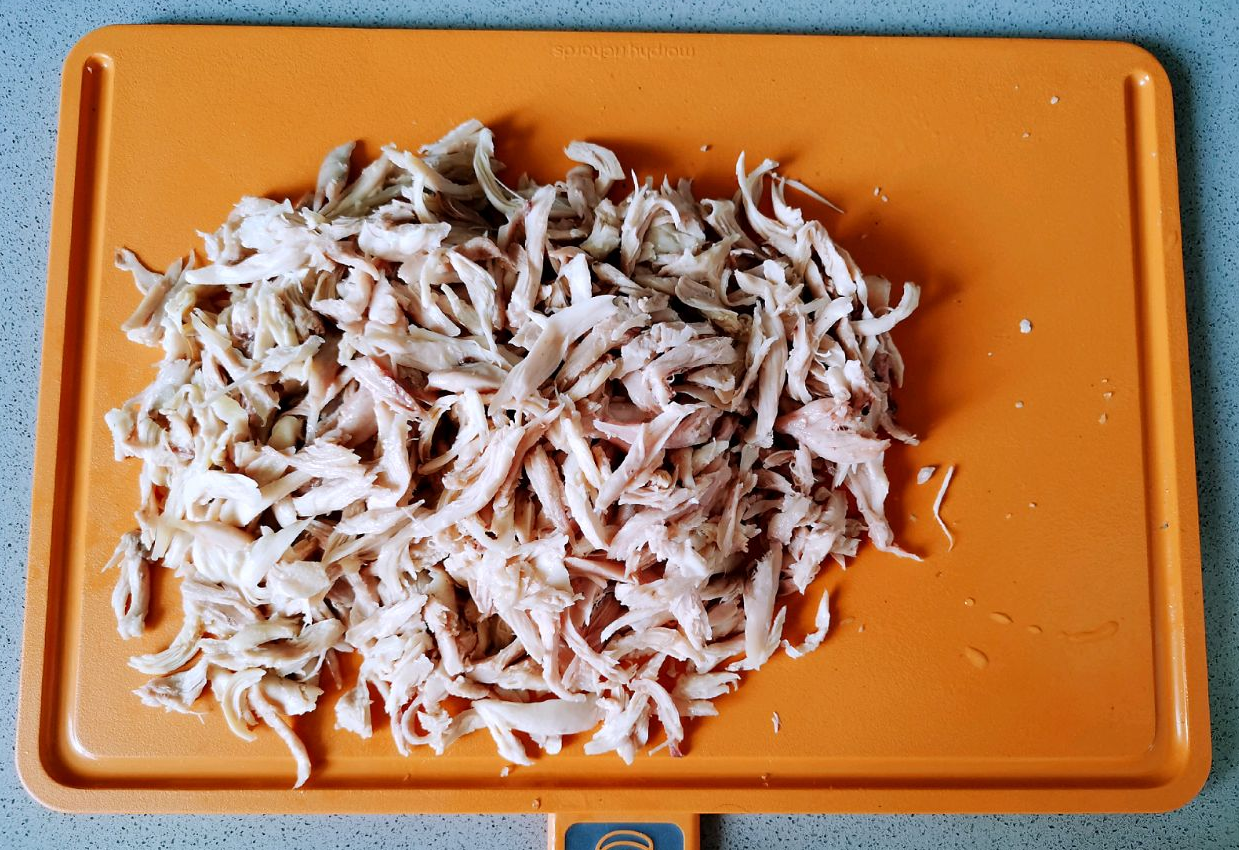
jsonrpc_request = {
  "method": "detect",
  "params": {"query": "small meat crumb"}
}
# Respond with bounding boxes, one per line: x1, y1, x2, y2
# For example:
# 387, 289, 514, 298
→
916, 465, 937, 485
1099, 413, 1108, 424
531, 798, 541, 810
772, 712, 781, 733
1029, 501, 1038, 508
1021, 131, 1031, 139
1015, 401, 1024, 409
873, 186, 881, 197
500, 766, 510, 778
1050, 95, 1060, 104
1019, 318, 1033, 334
880, 194, 889, 203
1103, 391, 1114, 400
700, 144, 711, 152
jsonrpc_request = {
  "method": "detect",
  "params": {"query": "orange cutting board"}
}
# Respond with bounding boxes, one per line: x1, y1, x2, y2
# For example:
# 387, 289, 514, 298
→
18, 25, 1208, 816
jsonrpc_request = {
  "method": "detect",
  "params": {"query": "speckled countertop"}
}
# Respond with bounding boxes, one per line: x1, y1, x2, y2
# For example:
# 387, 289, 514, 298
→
1, 1, 1235, 848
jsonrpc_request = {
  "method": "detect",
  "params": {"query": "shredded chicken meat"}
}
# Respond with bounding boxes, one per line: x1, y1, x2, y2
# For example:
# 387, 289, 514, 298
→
105, 120, 919, 786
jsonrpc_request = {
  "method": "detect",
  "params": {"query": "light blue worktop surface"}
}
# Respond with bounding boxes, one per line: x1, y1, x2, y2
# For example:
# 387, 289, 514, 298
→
0, 1, 1234, 847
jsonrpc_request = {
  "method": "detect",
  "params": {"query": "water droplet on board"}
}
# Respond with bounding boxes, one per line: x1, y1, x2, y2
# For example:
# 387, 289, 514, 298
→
1026, 625, 1043, 635
963, 597, 975, 607
963, 646, 989, 668
1063, 621, 1119, 643
989, 612, 1013, 625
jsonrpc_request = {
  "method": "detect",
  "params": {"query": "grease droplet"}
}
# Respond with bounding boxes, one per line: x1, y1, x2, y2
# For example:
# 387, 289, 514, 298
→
963, 646, 989, 668
990, 612, 1013, 625
1064, 621, 1119, 643
1027, 625, 1043, 635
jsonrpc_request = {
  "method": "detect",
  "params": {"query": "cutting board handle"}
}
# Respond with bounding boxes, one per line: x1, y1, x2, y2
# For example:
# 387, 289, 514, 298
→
547, 813, 699, 850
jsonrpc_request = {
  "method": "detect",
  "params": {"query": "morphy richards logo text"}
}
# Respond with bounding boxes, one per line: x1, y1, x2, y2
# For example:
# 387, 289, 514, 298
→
551, 43, 696, 60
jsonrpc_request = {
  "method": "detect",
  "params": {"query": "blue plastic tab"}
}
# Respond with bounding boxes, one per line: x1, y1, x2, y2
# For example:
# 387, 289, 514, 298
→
564, 821, 685, 850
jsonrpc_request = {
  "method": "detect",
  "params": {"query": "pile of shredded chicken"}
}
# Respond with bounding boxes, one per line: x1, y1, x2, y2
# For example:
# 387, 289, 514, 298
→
105, 120, 919, 787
